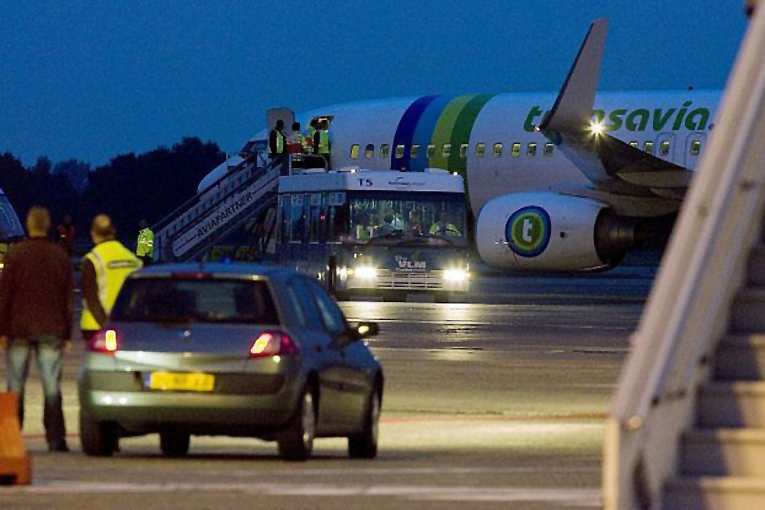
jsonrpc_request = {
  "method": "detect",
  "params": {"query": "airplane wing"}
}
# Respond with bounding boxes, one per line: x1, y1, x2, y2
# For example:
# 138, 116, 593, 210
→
538, 19, 693, 205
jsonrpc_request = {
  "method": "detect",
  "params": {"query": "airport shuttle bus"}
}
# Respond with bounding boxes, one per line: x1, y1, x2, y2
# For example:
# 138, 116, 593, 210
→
0, 187, 25, 272
276, 168, 470, 300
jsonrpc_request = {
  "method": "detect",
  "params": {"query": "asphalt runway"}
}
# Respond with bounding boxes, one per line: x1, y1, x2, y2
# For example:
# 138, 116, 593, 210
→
0, 272, 649, 509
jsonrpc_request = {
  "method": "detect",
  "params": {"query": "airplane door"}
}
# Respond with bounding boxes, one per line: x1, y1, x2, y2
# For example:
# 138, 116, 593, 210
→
655, 132, 676, 163
266, 107, 295, 131
685, 133, 707, 169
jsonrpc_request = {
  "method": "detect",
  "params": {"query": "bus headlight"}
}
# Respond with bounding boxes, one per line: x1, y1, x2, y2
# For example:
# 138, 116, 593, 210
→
354, 265, 377, 279
444, 268, 469, 282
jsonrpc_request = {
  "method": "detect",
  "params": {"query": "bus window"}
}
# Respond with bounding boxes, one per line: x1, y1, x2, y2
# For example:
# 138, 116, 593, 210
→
309, 193, 322, 243
442, 144, 451, 158
279, 195, 291, 243
410, 144, 420, 159
475, 143, 486, 158
493, 143, 503, 158
364, 144, 374, 159
289, 194, 306, 243
395, 145, 405, 159
644, 141, 654, 154
427, 144, 435, 158
527, 143, 537, 157
380, 144, 390, 158
459, 144, 468, 159
511, 143, 522, 158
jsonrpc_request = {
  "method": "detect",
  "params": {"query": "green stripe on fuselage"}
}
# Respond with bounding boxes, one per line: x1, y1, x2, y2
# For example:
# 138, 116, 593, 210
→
428, 95, 476, 170
447, 93, 496, 201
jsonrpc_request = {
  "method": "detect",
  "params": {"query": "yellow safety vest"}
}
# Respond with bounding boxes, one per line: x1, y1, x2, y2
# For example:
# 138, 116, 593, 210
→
269, 130, 284, 154
81, 240, 142, 330
136, 228, 154, 257
318, 130, 330, 154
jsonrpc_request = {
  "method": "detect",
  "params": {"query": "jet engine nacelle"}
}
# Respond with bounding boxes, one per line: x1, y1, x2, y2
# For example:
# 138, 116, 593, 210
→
476, 192, 635, 272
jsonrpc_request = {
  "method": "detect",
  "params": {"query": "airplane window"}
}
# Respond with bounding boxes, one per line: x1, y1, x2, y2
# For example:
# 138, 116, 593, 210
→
442, 144, 452, 157
364, 144, 374, 159
690, 140, 702, 155
380, 144, 390, 158
459, 144, 468, 159
511, 143, 522, 158
411, 144, 420, 159
659, 141, 670, 156
644, 141, 654, 154
527, 143, 537, 157
396, 144, 405, 159
493, 143, 503, 158
475, 143, 486, 158
543, 143, 554, 156
350, 144, 360, 159
427, 144, 436, 158
629, 141, 639, 148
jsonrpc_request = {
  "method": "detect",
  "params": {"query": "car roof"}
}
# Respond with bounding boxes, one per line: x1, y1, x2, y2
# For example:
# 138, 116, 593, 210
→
132, 262, 300, 280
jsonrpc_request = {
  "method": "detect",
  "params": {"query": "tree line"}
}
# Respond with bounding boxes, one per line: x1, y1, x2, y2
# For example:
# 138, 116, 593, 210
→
0, 137, 225, 251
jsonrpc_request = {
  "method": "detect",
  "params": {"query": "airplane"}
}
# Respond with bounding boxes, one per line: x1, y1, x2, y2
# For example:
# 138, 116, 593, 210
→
200, 19, 721, 273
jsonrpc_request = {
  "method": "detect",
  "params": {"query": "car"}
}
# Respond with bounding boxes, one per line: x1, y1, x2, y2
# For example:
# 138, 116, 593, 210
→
78, 263, 383, 461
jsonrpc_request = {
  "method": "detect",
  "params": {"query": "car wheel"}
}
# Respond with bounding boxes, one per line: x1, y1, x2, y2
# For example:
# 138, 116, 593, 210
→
277, 386, 316, 461
160, 430, 190, 458
348, 388, 380, 459
80, 411, 118, 457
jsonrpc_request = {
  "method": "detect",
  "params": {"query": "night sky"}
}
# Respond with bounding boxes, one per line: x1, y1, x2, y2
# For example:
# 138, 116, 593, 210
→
0, 1, 748, 166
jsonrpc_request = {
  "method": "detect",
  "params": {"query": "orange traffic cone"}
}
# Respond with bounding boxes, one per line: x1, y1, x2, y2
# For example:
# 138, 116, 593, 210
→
0, 392, 31, 485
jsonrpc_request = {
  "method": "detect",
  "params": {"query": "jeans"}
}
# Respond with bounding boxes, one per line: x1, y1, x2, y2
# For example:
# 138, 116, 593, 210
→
6, 335, 66, 445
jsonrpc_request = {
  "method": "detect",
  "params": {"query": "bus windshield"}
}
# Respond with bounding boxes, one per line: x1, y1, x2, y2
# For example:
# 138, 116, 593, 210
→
349, 191, 466, 246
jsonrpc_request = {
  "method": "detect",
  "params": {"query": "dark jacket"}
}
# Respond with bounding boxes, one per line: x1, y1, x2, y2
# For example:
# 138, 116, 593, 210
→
269, 129, 285, 156
0, 237, 74, 339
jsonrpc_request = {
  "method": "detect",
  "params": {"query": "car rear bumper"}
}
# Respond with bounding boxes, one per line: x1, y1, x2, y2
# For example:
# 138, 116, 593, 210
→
79, 369, 303, 432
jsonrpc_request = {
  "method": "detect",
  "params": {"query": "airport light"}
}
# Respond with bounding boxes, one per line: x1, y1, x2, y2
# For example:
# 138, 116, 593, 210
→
589, 120, 606, 136
444, 268, 469, 282
354, 265, 377, 279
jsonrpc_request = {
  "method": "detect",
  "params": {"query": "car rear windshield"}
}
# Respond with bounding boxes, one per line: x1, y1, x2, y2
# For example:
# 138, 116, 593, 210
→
111, 278, 280, 325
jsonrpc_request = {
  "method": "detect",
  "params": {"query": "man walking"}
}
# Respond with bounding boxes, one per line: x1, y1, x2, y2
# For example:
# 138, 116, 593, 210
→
0, 207, 74, 452
81, 215, 141, 343
136, 219, 154, 266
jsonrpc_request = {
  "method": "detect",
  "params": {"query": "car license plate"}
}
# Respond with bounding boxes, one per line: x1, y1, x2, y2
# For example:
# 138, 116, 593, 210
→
149, 372, 215, 392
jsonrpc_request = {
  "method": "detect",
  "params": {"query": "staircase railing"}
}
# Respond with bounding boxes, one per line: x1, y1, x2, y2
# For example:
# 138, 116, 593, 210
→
604, 9, 765, 509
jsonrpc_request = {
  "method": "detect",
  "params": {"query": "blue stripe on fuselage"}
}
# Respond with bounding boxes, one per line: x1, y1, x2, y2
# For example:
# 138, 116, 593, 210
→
409, 95, 452, 172
391, 96, 438, 171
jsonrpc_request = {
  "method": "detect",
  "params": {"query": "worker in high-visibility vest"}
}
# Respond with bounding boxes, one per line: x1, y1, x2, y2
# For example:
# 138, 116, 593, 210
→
287, 122, 304, 170
80, 215, 141, 343
136, 219, 154, 266
313, 120, 331, 169
302, 119, 317, 153
268, 119, 286, 159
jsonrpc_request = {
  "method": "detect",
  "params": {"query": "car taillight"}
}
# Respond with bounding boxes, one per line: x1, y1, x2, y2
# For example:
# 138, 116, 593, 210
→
249, 332, 298, 359
89, 329, 119, 355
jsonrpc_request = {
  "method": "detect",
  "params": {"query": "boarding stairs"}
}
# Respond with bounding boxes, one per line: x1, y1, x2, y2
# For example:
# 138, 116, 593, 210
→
153, 143, 285, 263
604, 9, 765, 509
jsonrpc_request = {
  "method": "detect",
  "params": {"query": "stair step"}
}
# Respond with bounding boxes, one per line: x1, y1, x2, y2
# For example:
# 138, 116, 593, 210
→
665, 477, 765, 509
731, 287, 765, 333
682, 429, 765, 476
715, 334, 765, 381
748, 245, 765, 286
698, 382, 765, 428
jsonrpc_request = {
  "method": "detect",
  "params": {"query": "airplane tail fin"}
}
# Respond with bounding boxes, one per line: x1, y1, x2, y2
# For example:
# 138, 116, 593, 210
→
538, 18, 609, 132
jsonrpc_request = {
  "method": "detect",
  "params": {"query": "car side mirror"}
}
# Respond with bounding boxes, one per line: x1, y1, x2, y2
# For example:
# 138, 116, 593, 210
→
350, 321, 379, 340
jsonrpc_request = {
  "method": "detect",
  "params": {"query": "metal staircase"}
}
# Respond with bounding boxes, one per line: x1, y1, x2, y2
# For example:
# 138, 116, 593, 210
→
153, 143, 285, 263
604, 9, 765, 509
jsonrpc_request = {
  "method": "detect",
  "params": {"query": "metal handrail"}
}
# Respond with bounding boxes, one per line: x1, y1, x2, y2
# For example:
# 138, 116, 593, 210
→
604, 8, 765, 509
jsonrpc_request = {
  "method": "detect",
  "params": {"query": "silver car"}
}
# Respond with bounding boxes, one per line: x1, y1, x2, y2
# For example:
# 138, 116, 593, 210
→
78, 263, 383, 460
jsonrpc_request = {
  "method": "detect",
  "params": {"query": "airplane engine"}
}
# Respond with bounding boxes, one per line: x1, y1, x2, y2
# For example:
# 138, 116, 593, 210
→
475, 192, 635, 272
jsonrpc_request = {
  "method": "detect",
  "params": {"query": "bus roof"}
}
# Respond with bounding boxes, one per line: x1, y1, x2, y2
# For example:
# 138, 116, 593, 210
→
278, 169, 465, 194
